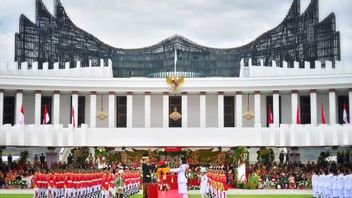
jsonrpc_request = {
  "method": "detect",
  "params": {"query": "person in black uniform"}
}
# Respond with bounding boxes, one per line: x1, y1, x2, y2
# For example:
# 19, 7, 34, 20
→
142, 155, 155, 198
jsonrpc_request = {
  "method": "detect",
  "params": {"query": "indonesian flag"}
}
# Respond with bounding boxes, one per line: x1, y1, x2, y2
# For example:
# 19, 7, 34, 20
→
321, 104, 326, 124
42, 105, 50, 124
343, 103, 349, 124
71, 105, 76, 128
268, 106, 273, 125
296, 106, 300, 124
19, 104, 25, 124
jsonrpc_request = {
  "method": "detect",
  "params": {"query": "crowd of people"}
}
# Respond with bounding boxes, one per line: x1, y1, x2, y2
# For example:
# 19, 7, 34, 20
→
312, 170, 352, 198
1, 149, 352, 198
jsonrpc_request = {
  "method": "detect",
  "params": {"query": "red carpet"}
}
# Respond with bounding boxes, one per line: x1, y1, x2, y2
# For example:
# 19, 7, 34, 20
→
158, 189, 182, 198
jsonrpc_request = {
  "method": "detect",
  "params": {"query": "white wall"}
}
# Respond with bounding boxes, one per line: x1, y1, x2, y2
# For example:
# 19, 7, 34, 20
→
4, 92, 349, 128
132, 95, 144, 127
260, 94, 267, 127
84, 94, 90, 126
60, 94, 70, 127
317, 93, 330, 124
23, 93, 35, 124
206, 94, 218, 127
281, 93, 291, 124
188, 95, 200, 127
151, 95, 163, 127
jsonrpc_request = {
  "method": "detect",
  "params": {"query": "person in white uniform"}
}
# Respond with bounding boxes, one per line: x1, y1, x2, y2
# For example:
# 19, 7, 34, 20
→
200, 167, 209, 198
317, 172, 323, 198
170, 157, 189, 198
347, 171, 352, 198
332, 172, 339, 198
312, 171, 318, 198
337, 170, 344, 198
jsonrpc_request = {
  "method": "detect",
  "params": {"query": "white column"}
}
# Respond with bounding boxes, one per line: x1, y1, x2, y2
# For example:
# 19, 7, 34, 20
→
218, 92, 224, 128
273, 91, 280, 126
72, 92, 78, 127
53, 91, 60, 125
310, 90, 317, 125
254, 91, 261, 127
329, 89, 336, 125
163, 92, 169, 128
108, 92, 116, 128
90, 92, 97, 128
200, 92, 206, 128
291, 91, 298, 124
182, 92, 188, 128
127, 92, 133, 128
15, 90, 23, 124
236, 92, 242, 127
34, 91, 41, 125
0, 90, 3, 126
144, 92, 151, 128
349, 89, 352, 124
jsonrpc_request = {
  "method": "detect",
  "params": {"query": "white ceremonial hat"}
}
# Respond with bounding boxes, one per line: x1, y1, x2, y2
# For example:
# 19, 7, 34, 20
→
200, 167, 207, 173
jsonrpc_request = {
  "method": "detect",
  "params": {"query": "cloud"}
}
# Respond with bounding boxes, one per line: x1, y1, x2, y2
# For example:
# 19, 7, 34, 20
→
1, 0, 351, 67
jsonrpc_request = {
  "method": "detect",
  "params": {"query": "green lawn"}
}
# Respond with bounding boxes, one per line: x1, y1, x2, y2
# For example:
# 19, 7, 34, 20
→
0, 195, 312, 198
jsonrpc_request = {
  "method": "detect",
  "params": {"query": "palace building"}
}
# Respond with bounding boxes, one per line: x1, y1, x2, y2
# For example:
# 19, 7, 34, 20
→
1, 0, 351, 148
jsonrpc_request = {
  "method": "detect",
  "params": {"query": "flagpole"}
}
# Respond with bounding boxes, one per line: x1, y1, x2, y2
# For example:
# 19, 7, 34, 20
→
174, 48, 177, 75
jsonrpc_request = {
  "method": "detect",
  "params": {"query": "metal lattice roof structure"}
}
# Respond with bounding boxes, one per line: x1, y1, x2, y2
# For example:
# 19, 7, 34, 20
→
14, 0, 340, 77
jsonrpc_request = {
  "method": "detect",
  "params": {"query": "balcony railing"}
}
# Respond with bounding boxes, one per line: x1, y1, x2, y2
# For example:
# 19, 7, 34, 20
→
1, 124, 351, 147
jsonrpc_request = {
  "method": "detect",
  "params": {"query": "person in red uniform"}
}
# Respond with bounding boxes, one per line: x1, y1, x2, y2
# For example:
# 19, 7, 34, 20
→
66, 171, 74, 198
42, 172, 48, 198
107, 171, 115, 198
33, 171, 40, 198
101, 172, 108, 198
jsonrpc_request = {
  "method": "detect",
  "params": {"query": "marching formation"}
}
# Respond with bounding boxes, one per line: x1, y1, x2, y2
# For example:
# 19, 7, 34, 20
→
33, 169, 140, 198
206, 168, 229, 198
312, 170, 352, 198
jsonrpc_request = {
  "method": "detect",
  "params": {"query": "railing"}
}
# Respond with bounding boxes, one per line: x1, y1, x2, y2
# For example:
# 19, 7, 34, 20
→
1, 124, 351, 147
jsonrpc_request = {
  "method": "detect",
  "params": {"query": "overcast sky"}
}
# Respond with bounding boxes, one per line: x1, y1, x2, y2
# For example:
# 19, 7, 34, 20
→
1, 0, 351, 68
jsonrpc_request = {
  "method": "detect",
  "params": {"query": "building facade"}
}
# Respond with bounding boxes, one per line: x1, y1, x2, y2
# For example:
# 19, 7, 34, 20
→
1, 0, 351, 148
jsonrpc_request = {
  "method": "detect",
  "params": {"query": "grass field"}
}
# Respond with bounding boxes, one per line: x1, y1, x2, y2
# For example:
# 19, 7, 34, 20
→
0, 195, 312, 198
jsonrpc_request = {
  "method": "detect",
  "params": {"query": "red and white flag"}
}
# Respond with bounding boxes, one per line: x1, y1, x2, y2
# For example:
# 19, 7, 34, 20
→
268, 106, 273, 125
42, 105, 50, 124
343, 103, 349, 124
19, 104, 25, 124
71, 105, 76, 128
296, 106, 301, 124
321, 104, 326, 124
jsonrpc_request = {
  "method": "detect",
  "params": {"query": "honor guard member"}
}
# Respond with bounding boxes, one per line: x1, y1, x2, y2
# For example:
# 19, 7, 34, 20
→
170, 157, 189, 198
312, 171, 318, 198
200, 167, 209, 198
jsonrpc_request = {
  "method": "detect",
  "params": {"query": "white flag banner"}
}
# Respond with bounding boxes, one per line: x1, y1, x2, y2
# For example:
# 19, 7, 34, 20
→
19, 104, 25, 124
343, 103, 349, 124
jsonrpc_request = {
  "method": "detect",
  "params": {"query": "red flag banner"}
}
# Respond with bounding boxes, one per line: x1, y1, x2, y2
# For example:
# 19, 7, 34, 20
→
71, 106, 76, 128
296, 106, 300, 124
19, 104, 25, 124
268, 106, 273, 125
321, 104, 326, 124
43, 105, 50, 124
